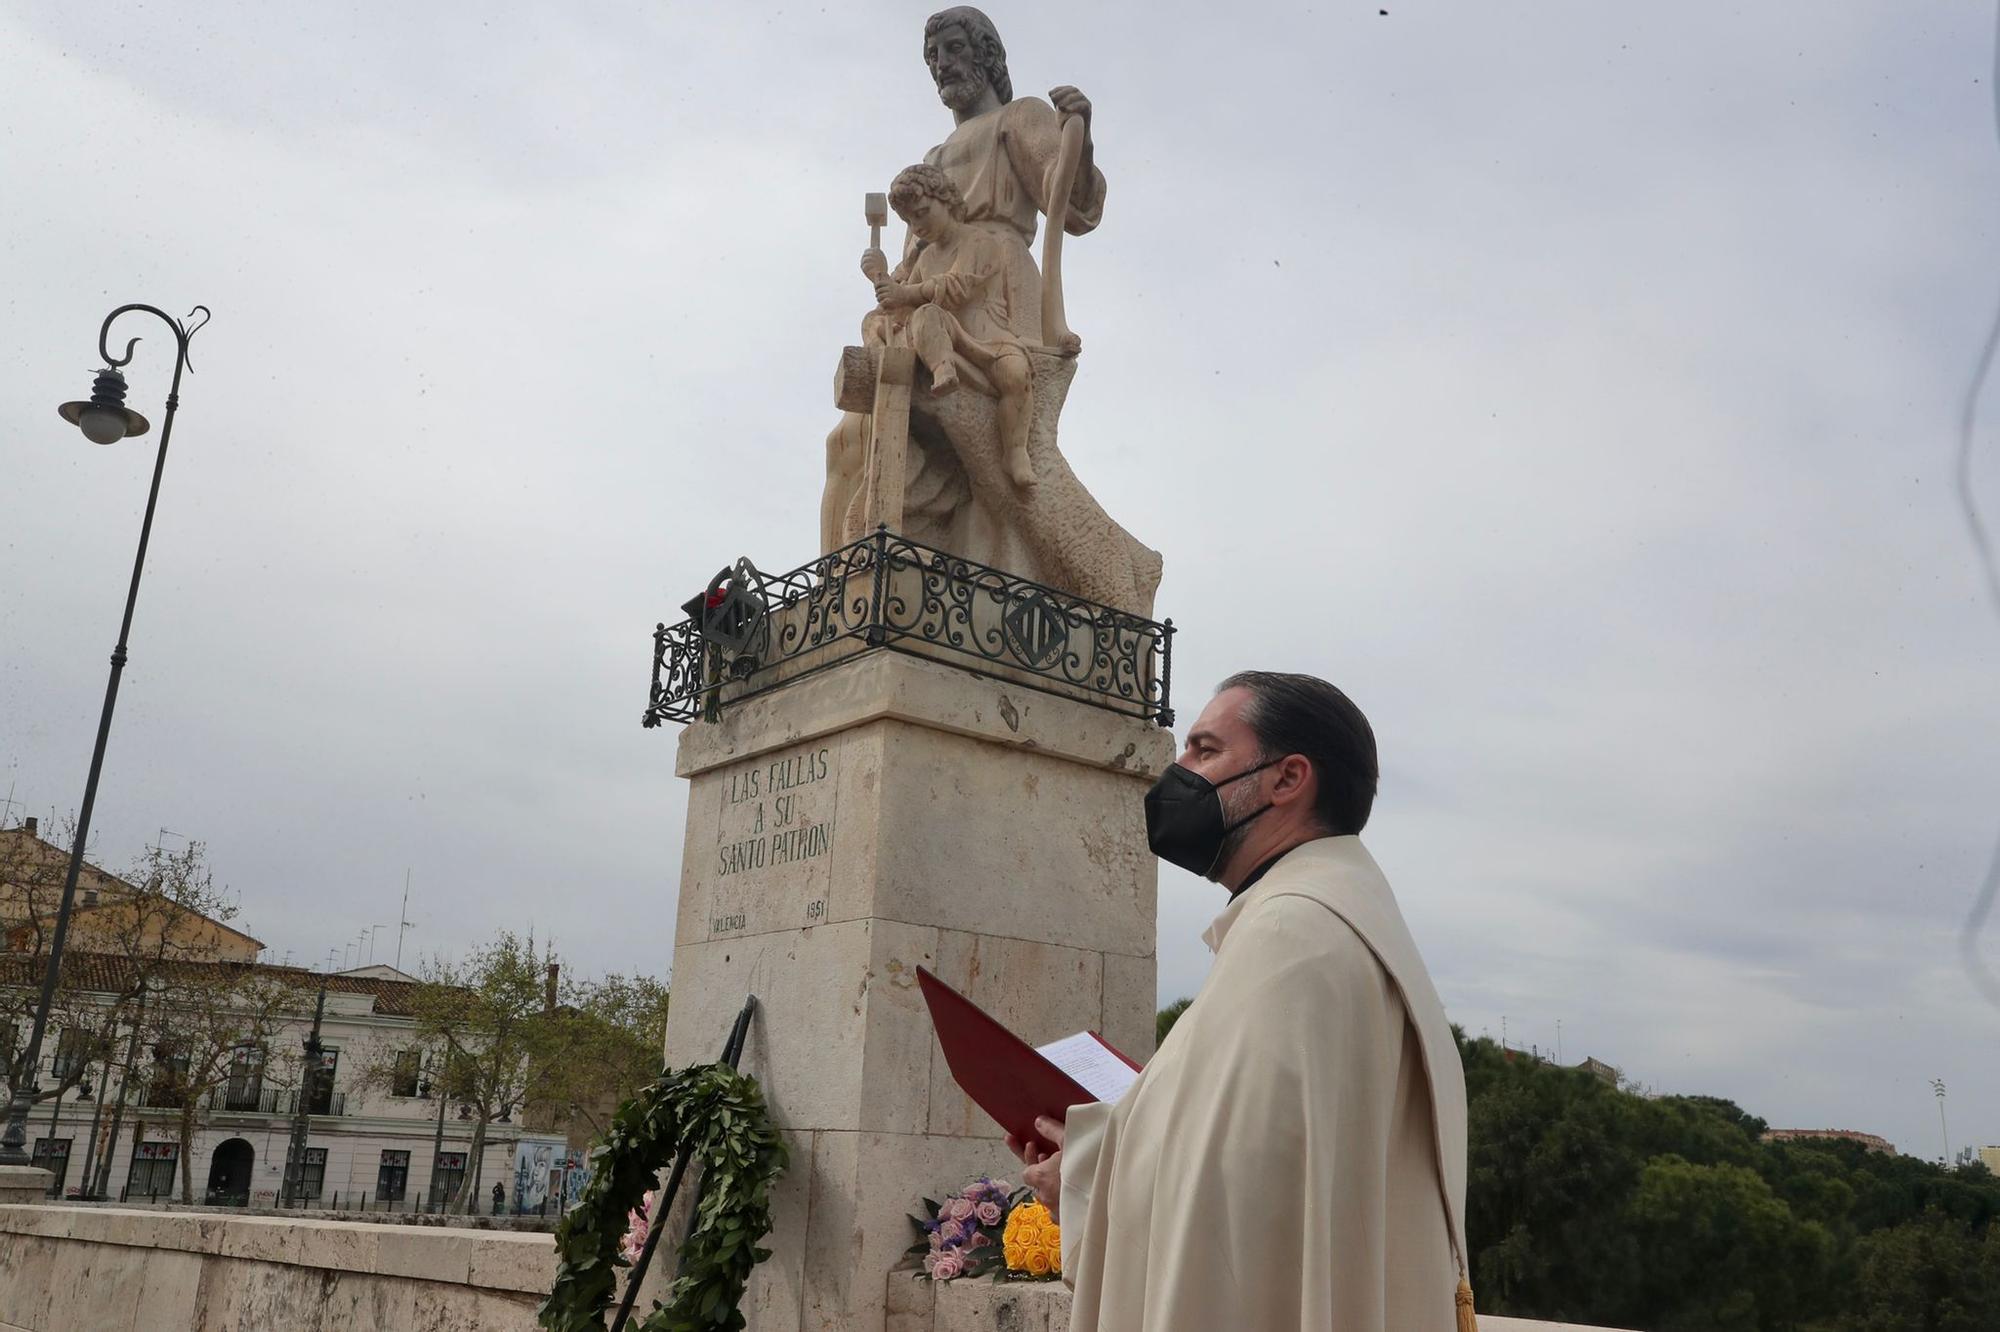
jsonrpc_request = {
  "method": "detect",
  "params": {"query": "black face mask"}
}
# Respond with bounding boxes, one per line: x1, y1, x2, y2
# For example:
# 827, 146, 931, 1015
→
1144, 757, 1282, 880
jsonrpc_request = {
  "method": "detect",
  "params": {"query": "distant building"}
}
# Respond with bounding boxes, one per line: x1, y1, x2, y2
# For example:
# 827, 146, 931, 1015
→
0, 820, 263, 961
1762, 1128, 1896, 1155
0, 952, 561, 1209
0, 820, 563, 1210
1576, 1056, 1621, 1087
1979, 1146, 2000, 1174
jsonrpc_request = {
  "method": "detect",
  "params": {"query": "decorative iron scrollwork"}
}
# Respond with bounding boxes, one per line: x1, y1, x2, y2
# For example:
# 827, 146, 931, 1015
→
644, 530, 1173, 728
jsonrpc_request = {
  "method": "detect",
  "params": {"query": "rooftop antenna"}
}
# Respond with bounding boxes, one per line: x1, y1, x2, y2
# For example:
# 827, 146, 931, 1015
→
153, 827, 184, 852
0, 781, 21, 829
395, 871, 416, 971
280, 949, 293, 967
366, 924, 386, 964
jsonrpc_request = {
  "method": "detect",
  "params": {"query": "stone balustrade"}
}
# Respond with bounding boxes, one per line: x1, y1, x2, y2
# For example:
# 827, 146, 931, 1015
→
0, 1199, 1634, 1331
0, 1202, 554, 1332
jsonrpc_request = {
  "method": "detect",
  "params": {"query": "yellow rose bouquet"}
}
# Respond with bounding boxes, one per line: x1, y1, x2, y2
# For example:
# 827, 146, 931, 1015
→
1002, 1198, 1062, 1281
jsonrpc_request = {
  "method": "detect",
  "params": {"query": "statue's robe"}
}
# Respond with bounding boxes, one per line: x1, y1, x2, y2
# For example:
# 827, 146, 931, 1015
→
1059, 836, 1471, 1332
917, 94, 1108, 343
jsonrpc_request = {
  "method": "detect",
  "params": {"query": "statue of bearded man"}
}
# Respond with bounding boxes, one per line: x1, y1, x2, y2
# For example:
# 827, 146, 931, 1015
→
916, 5, 1106, 344
821, 6, 1110, 555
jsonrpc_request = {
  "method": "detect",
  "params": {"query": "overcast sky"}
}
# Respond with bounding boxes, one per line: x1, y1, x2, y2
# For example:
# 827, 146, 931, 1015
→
4, 1, 1999, 1163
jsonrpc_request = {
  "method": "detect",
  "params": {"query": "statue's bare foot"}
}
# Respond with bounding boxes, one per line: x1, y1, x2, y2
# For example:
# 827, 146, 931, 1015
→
929, 365, 960, 397
1006, 450, 1037, 490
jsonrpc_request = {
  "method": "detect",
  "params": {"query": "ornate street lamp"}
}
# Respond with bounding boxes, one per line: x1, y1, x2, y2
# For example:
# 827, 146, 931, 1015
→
0, 304, 210, 1167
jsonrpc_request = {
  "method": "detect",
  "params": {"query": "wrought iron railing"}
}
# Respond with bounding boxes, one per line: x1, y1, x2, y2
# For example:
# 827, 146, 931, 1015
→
197, 1086, 346, 1116
645, 530, 1173, 727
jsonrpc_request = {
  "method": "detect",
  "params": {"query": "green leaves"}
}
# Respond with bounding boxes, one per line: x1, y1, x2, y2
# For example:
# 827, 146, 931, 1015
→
539, 1061, 788, 1332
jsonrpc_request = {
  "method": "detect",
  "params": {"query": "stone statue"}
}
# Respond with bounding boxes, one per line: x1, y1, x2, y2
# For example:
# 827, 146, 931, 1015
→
863, 165, 1038, 492
821, 6, 1162, 618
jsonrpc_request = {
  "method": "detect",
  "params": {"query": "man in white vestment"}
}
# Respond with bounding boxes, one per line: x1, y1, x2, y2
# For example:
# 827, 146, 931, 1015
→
1008, 672, 1475, 1331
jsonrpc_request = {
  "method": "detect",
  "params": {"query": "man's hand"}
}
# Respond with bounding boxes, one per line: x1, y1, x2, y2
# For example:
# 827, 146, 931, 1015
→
1004, 1115, 1066, 1222
1048, 86, 1092, 131
861, 248, 889, 281
875, 280, 921, 311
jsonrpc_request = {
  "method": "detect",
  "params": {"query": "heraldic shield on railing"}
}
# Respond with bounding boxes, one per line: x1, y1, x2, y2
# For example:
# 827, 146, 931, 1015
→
645, 528, 1174, 728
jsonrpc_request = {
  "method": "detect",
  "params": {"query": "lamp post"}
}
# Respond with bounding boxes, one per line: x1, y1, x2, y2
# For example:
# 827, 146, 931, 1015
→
0, 304, 210, 1167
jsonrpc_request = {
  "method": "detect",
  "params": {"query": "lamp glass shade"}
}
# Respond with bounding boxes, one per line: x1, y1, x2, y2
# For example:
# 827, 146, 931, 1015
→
58, 400, 150, 444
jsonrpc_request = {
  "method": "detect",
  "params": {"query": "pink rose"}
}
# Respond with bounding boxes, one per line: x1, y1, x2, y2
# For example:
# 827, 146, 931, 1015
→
932, 1251, 965, 1280
922, 1251, 941, 1276
975, 1200, 1003, 1225
939, 1219, 965, 1244
947, 1197, 976, 1221
928, 1229, 945, 1250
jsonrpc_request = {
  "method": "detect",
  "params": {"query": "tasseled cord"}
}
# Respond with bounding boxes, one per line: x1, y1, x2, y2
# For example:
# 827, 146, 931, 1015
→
1455, 1274, 1478, 1332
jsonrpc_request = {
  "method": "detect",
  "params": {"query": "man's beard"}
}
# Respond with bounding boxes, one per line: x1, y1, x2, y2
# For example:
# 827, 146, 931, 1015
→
935, 69, 987, 112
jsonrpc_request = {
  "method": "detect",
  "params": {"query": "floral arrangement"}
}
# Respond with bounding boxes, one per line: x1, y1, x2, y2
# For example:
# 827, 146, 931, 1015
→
901, 1176, 1062, 1283
539, 1063, 787, 1332
1002, 1199, 1062, 1279
619, 1188, 659, 1265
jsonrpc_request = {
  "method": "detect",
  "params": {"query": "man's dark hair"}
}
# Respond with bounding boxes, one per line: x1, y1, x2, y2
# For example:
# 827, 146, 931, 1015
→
924, 6, 1013, 104
1218, 671, 1378, 835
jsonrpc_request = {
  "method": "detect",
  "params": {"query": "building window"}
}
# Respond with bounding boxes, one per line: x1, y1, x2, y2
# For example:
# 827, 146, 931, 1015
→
223, 1043, 265, 1112
125, 1142, 179, 1201
391, 1049, 422, 1099
286, 1146, 327, 1202
50, 1028, 90, 1083
377, 1149, 410, 1202
31, 1138, 71, 1196
431, 1150, 467, 1207
304, 1048, 339, 1115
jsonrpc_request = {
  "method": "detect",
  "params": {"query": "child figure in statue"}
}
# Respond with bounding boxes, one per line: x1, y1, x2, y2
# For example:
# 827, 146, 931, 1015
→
861, 164, 1037, 491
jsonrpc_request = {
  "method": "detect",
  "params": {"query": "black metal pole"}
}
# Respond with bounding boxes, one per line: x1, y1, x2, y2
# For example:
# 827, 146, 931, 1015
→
609, 996, 757, 1332
283, 984, 327, 1207
0, 305, 205, 1166
428, 1060, 448, 1210
91, 983, 147, 1198
77, 1042, 113, 1196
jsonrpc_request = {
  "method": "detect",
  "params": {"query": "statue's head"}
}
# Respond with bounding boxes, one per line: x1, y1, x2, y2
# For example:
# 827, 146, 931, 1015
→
889, 163, 968, 241
924, 7, 1012, 112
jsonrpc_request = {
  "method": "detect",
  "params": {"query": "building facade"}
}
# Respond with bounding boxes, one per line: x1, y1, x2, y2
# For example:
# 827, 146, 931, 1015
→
3, 957, 566, 1212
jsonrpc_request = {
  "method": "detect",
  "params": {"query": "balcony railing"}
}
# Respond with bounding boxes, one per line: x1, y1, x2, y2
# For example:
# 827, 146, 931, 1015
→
195, 1086, 347, 1117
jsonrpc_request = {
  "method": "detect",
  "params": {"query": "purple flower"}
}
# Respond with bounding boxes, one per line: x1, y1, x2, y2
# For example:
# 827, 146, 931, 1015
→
975, 1200, 1003, 1225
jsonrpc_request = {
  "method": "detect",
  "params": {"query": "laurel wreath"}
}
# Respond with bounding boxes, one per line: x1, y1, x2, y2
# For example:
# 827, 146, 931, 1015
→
539, 1063, 788, 1332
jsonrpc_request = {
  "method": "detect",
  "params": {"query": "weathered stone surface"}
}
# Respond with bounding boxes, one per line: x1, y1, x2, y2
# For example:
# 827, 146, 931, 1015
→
0, 1204, 553, 1331
935, 1279, 1054, 1332
661, 652, 1164, 1332
0, 1165, 52, 1207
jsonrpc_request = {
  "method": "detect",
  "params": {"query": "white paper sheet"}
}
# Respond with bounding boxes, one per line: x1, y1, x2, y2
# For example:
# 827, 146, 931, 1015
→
1035, 1031, 1139, 1103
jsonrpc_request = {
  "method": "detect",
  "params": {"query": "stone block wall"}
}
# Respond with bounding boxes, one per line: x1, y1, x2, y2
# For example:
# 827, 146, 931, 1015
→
0, 1202, 555, 1332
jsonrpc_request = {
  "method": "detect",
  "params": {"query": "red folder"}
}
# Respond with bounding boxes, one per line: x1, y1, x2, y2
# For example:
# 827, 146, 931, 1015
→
916, 966, 1140, 1152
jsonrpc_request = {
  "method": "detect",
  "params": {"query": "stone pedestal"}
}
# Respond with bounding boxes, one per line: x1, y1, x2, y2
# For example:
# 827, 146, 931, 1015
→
0, 1165, 53, 1207
661, 651, 1172, 1332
